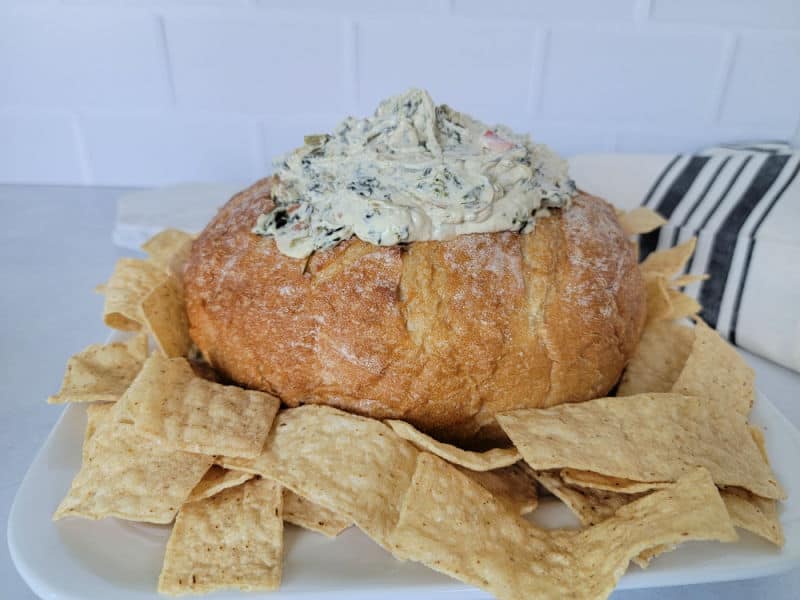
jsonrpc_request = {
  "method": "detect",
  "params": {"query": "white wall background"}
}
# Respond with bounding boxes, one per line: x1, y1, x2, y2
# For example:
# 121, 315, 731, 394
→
1, 0, 799, 187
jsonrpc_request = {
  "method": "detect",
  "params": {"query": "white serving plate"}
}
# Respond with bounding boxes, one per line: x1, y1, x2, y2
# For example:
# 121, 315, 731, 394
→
9, 388, 800, 599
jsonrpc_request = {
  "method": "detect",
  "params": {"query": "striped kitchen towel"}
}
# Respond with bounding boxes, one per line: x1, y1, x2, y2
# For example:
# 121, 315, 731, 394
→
571, 143, 800, 373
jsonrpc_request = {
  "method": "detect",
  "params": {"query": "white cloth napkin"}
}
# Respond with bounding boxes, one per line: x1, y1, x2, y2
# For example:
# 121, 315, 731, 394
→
113, 182, 245, 249
114, 144, 800, 373
572, 143, 800, 373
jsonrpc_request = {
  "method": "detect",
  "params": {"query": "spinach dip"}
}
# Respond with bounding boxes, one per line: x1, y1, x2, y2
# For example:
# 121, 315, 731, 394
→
254, 89, 576, 258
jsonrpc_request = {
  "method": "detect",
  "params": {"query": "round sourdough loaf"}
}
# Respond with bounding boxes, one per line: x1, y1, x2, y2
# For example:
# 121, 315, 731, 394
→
184, 177, 646, 444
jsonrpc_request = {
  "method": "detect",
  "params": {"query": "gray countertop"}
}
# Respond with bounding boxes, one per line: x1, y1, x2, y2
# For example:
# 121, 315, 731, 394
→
2, 184, 798, 599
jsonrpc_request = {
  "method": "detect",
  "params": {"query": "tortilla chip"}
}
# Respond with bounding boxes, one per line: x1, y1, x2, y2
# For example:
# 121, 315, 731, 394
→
560, 469, 671, 494
158, 478, 283, 595
618, 320, 694, 396
535, 471, 667, 568
188, 466, 254, 503
639, 239, 701, 323
125, 332, 149, 360
101, 258, 166, 331
188, 359, 220, 383
538, 432, 777, 559
633, 544, 676, 569
283, 490, 351, 537
671, 319, 755, 415
497, 393, 785, 499
721, 487, 783, 547
54, 419, 212, 523
534, 470, 639, 526
664, 288, 702, 320
141, 276, 192, 358
390, 454, 735, 599
671, 273, 709, 287
48, 334, 148, 403
386, 419, 520, 471
750, 426, 770, 465
122, 354, 279, 458
618, 207, 667, 236
141, 229, 194, 276
718, 425, 783, 547
220, 405, 418, 552
640, 238, 697, 279
458, 462, 538, 515
84, 402, 114, 438
82, 402, 114, 460
643, 273, 673, 324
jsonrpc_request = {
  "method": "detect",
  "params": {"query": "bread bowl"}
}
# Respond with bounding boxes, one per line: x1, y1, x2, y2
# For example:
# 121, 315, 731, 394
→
183, 90, 646, 443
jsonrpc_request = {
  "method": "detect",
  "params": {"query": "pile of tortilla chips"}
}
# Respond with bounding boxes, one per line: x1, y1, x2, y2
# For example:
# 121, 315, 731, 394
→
48, 214, 786, 600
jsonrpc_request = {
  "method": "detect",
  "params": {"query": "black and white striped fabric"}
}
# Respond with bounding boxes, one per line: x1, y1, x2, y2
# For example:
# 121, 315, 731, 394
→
571, 143, 800, 373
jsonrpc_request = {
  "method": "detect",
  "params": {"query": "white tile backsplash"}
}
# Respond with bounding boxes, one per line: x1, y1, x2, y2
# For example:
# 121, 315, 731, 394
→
254, 0, 444, 15
0, 1, 797, 185
451, 0, 636, 21
527, 121, 617, 156
0, 11, 171, 110
165, 14, 348, 114
651, 0, 800, 30
0, 112, 84, 184
614, 125, 791, 153
541, 28, 727, 122
357, 19, 538, 122
81, 112, 259, 186
719, 33, 800, 129
260, 115, 344, 168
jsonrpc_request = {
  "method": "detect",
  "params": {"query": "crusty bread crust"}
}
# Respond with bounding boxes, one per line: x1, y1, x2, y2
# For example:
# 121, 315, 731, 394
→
184, 178, 646, 443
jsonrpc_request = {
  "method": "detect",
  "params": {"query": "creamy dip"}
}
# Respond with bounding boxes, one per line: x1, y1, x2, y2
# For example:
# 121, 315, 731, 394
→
254, 89, 576, 258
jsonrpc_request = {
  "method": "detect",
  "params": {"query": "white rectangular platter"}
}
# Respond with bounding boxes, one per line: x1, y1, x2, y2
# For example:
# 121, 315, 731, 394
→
9, 389, 800, 599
